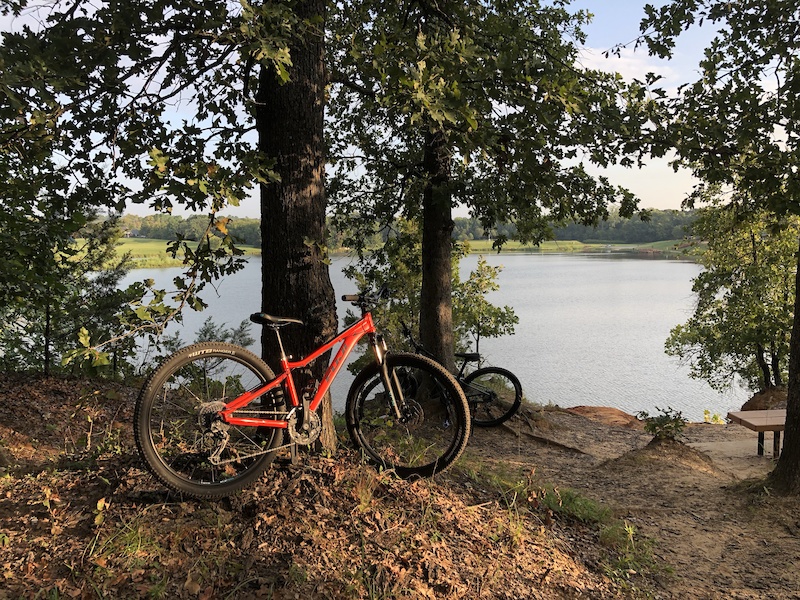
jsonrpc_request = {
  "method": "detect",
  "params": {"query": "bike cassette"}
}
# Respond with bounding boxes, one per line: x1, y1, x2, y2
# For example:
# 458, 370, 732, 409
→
196, 402, 230, 464
287, 409, 322, 445
198, 401, 227, 427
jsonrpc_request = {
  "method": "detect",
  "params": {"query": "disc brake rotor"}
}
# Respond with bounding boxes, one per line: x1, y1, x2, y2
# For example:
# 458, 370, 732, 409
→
400, 399, 424, 427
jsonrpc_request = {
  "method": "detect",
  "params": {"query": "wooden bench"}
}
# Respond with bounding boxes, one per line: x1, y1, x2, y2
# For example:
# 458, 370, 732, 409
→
727, 409, 786, 458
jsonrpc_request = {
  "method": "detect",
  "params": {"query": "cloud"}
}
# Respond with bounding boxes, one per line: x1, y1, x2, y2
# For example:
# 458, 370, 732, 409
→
579, 45, 685, 90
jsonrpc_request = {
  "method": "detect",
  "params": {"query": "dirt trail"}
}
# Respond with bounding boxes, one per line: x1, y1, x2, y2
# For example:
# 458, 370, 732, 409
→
467, 406, 800, 599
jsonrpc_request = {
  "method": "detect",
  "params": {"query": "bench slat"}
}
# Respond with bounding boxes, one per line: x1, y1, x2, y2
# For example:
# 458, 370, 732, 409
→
727, 410, 786, 432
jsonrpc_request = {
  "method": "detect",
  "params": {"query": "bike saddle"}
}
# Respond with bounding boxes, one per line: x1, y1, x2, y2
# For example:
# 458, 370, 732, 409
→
249, 313, 304, 327
455, 352, 481, 363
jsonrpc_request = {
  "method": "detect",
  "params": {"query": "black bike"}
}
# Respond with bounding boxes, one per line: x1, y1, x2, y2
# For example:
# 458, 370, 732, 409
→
401, 323, 523, 427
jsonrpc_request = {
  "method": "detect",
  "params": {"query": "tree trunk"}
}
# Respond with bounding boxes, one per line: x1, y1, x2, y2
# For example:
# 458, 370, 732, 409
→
255, 0, 337, 451
770, 236, 800, 493
756, 343, 772, 390
419, 130, 455, 373
771, 342, 783, 388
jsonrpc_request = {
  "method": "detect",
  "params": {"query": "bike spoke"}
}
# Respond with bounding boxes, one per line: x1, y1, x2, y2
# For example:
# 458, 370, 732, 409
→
135, 343, 283, 498
346, 353, 470, 478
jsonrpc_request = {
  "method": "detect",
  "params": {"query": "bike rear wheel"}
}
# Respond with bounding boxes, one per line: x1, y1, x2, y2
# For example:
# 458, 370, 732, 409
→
134, 342, 285, 498
463, 366, 523, 427
346, 353, 471, 478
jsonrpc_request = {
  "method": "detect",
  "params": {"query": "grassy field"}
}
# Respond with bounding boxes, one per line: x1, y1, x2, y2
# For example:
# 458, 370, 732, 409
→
117, 238, 260, 268
117, 237, 691, 268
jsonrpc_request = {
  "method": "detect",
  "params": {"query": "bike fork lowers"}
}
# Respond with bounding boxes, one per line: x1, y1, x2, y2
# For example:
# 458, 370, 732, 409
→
372, 334, 406, 421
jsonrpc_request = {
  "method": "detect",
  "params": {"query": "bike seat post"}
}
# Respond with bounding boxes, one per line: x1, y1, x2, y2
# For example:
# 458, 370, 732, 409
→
456, 359, 468, 379
270, 326, 289, 363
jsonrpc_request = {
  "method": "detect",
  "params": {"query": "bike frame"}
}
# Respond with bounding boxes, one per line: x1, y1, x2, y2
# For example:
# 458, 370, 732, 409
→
219, 312, 382, 429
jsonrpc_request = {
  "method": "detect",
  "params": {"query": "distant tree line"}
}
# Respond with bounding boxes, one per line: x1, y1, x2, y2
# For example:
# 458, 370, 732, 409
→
118, 209, 696, 248
118, 214, 262, 247
551, 209, 696, 244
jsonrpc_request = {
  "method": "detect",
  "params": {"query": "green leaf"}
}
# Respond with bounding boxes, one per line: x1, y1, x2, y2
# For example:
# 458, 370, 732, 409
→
134, 306, 152, 321
91, 351, 111, 367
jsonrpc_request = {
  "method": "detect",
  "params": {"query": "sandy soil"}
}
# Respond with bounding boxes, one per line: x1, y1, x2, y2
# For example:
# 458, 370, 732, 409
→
468, 405, 800, 599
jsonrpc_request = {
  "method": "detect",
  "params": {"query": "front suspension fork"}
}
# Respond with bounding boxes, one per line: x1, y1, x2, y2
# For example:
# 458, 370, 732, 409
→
372, 334, 406, 420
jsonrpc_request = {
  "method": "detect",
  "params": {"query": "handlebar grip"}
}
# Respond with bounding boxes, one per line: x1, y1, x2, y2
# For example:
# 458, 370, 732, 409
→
342, 294, 360, 302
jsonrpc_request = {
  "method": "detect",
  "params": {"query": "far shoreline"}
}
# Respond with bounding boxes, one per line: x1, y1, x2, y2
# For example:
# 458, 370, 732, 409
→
115, 238, 695, 269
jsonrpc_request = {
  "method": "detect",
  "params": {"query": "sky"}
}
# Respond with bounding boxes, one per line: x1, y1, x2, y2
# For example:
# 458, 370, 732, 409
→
572, 0, 716, 212
123, 0, 717, 218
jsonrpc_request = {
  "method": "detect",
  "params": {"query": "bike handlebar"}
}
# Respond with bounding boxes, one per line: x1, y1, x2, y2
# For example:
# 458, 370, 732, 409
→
342, 284, 390, 307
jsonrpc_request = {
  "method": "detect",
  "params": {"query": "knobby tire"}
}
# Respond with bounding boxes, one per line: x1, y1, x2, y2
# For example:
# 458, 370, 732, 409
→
345, 352, 471, 478
134, 342, 285, 498
463, 366, 523, 427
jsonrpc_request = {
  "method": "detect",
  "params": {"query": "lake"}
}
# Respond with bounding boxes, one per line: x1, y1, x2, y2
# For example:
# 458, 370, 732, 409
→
121, 253, 750, 421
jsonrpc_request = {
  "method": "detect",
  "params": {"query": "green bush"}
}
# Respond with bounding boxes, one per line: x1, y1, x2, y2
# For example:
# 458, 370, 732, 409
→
637, 407, 687, 440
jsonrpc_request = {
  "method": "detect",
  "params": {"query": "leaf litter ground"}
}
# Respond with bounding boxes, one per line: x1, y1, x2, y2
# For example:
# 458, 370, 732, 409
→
0, 374, 799, 599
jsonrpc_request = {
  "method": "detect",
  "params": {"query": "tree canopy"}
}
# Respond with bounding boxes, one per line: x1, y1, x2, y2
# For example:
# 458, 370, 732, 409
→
328, 0, 652, 239
327, 0, 655, 366
639, 0, 800, 214
0, 0, 299, 357
638, 0, 800, 492
666, 207, 796, 393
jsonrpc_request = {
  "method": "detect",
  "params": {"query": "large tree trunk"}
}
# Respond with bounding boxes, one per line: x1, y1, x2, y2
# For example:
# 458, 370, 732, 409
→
770, 236, 800, 493
255, 0, 337, 451
419, 130, 455, 373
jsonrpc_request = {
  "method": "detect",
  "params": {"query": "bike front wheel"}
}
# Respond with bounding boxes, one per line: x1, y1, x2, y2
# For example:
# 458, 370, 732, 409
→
134, 342, 286, 498
346, 353, 471, 478
463, 366, 523, 427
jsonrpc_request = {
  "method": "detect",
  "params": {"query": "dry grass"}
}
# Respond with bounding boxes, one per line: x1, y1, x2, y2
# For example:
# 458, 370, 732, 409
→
0, 374, 652, 599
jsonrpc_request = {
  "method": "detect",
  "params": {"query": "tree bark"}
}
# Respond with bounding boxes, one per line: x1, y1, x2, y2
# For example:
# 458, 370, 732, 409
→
419, 130, 455, 373
255, 0, 337, 451
756, 343, 772, 390
770, 235, 800, 493
772, 342, 783, 388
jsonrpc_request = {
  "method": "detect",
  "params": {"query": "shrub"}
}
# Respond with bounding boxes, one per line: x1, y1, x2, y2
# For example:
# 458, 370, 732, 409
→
637, 407, 687, 440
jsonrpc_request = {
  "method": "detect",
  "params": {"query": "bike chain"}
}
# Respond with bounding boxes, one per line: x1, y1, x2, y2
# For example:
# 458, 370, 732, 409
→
207, 439, 314, 466
204, 408, 322, 466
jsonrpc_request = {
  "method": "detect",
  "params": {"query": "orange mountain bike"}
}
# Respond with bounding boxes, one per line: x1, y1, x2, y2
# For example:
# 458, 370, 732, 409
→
134, 287, 471, 498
